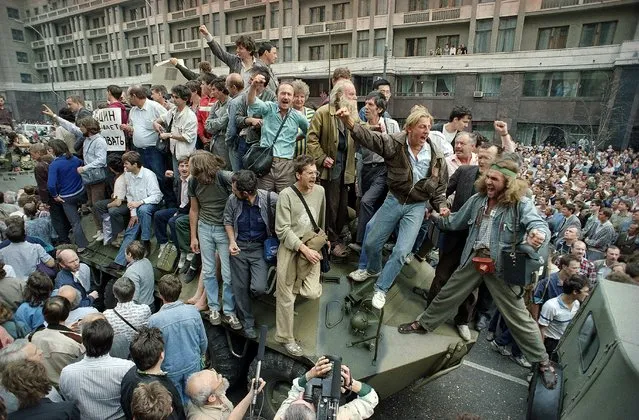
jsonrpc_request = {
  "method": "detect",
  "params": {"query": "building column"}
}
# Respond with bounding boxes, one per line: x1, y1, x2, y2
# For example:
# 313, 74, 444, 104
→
513, 0, 526, 51
292, 0, 299, 62
79, 16, 94, 80
489, 0, 502, 53
467, 0, 478, 53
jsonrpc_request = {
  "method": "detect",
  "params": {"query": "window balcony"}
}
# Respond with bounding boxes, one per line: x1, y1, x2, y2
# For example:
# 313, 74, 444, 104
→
125, 47, 150, 59
31, 40, 46, 49
226, 30, 266, 44
169, 7, 198, 22
35, 61, 49, 70
59, 57, 77, 67
300, 20, 353, 37
90, 53, 111, 63
123, 18, 148, 32
169, 39, 203, 52
56, 34, 74, 44
87, 27, 108, 38
225, 0, 267, 10
393, 5, 471, 26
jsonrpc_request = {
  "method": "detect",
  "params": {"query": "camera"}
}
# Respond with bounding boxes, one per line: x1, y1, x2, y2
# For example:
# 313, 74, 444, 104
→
303, 355, 342, 420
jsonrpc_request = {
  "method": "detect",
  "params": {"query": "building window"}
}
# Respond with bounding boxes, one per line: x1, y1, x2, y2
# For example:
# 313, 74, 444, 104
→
578, 71, 611, 97
7, 7, 20, 19
537, 26, 569, 50
580, 21, 616, 47
11, 29, 24, 42
476, 74, 501, 97
523, 72, 582, 97
177, 28, 187, 42
133, 37, 141, 49
175, 0, 185, 12
408, 0, 428, 12
359, 0, 370, 17
134, 63, 142, 76
212, 13, 220, 35
270, 3, 279, 28
97, 43, 104, 53
16, 52, 29, 63
439, 0, 461, 7
333, 3, 349, 20
252, 15, 265, 31
191, 26, 199, 40
235, 18, 247, 34
331, 43, 349, 59
357, 31, 369, 57
436, 35, 460, 50
108, 67, 112, 78
309, 46, 324, 61
143, 35, 149, 47
496, 17, 516, 52
283, 0, 292, 26
67, 71, 76, 81
374, 29, 385, 56
64, 49, 72, 58
20, 73, 32, 83
375, 0, 387, 15
310, 6, 325, 24
283, 38, 292, 62
98, 68, 106, 78
474, 19, 492, 53
406, 37, 427, 57
397, 75, 455, 96
356, 76, 375, 95
145, 63, 151, 73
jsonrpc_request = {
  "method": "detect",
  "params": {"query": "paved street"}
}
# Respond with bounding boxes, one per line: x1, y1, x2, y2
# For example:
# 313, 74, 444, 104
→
372, 328, 530, 420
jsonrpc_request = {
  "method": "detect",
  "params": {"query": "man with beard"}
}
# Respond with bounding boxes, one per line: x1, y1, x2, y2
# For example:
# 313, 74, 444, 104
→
248, 75, 309, 192
307, 80, 358, 257
336, 106, 448, 310
397, 158, 558, 390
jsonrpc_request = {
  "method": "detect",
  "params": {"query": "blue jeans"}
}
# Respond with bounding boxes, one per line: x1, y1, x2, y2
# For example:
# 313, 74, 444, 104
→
114, 204, 158, 265
364, 194, 425, 293
61, 190, 89, 248
167, 362, 200, 404
154, 208, 180, 245
198, 221, 235, 314
228, 137, 249, 172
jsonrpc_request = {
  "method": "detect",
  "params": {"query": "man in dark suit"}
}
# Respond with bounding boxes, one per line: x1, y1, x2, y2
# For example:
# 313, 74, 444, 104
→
424, 141, 501, 340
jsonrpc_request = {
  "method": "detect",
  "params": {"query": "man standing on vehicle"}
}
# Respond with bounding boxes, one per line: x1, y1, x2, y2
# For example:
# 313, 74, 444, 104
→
335, 106, 448, 310
274, 155, 326, 356
397, 157, 558, 389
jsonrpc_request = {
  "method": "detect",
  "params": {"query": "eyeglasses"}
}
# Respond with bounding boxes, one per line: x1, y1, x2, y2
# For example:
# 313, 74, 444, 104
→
305, 171, 320, 177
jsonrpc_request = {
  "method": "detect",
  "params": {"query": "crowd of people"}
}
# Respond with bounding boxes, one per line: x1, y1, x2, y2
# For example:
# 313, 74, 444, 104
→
0, 24, 638, 420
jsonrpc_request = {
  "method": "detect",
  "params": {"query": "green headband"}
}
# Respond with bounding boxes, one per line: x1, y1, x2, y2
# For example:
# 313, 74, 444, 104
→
490, 164, 517, 178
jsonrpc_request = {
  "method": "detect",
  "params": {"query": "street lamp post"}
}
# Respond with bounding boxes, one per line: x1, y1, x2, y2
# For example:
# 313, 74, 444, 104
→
20, 21, 61, 107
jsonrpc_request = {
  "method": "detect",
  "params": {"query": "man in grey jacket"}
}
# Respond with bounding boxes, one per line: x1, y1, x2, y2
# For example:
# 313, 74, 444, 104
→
199, 25, 256, 87
223, 170, 277, 339
398, 157, 558, 389
205, 77, 231, 165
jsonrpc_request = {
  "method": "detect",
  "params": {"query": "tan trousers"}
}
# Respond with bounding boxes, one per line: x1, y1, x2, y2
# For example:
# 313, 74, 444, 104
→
258, 158, 295, 194
417, 261, 549, 363
86, 182, 105, 227
275, 244, 322, 344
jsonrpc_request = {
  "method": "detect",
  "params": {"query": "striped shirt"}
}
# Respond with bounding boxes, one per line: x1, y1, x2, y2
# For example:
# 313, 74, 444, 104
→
538, 295, 580, 340
60, 354, 135, 420
104, 301, 152, 343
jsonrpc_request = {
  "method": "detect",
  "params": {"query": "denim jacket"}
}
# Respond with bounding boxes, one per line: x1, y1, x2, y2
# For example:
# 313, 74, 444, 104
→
223, 189, 278, 240
436, 193, 550, 277
148, 302, 207, 374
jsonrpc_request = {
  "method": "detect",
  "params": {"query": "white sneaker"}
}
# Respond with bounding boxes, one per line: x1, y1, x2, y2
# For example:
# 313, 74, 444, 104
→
372, 290, 386, 309
457, 324, 471, 341
178, 253, 187, 269
348, 269, 378, 282
209, 310, 221, 325
92, 230, 103, 240
405, 253, 414, 264
510, 354, 532, 368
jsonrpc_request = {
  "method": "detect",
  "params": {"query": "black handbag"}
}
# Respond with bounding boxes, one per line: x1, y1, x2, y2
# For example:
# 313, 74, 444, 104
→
80, 138, 108, 185
501, 203, 544, 287
291, 185, 330, 273
156, 111, 174, 153
242, 110, 290, 177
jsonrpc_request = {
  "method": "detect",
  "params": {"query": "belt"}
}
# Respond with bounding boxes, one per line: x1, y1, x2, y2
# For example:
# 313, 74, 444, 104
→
272, 157, 292, 162
236, 239, 266, 244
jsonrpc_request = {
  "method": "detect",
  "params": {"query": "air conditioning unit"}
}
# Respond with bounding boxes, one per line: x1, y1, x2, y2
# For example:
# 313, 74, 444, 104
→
473, 91, 484, 98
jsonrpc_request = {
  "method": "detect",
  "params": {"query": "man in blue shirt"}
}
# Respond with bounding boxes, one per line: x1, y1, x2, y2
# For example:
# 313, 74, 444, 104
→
223, 170, 278, 339
149, 274, 207, 403
531, 254, 581, 320
248, 74, 309, 193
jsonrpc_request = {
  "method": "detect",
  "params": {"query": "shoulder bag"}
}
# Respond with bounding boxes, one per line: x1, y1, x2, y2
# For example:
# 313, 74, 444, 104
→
156, 111, 174, 153
242, 110, 290, 177
113, 309, 139, 332
263, 191, 279, 265
80, 138, 108, 185
501, 203, 544, 289
291, 185, 330, 273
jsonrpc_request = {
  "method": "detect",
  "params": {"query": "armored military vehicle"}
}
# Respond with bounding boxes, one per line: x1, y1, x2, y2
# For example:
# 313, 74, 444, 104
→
527, 279, 639, 419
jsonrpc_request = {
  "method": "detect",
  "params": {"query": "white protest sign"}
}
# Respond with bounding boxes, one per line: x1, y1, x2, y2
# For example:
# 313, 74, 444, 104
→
94, 108, 125, 152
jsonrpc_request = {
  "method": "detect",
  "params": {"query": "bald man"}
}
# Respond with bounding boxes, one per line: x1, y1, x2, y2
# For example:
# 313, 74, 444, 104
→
57, 285, 99, 326
55, 249, 98, 308
185, 369, 233, 418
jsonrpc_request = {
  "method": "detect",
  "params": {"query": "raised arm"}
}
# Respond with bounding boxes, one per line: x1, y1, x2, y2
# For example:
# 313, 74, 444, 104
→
200, 25, 240, 71
494, 121, 516, 153
335, 107, 397, 159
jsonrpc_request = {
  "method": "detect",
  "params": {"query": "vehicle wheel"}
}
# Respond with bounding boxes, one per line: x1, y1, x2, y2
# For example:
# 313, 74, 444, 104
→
247, 350, 309, 419
205, 323, 246, 387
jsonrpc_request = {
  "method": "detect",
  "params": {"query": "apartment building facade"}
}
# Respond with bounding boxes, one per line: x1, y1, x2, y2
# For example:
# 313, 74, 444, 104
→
1, 0, 638, 148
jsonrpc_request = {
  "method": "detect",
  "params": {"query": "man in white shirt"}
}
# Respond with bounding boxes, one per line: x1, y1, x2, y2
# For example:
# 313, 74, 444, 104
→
153, 84, 197, 175
121, 85, 170, 198
93, 154, 129, 244
110, 151, 162, 270
103, 277, 151, 343
430, 105, 472, 157
59, 316, 135, 420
